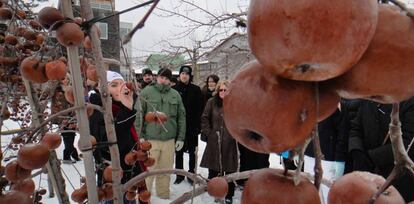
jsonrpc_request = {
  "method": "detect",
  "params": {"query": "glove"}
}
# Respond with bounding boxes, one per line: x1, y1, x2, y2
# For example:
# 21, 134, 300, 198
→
281, 151, 289, 159
175, 141, 184, 151
333, 161, 345, 179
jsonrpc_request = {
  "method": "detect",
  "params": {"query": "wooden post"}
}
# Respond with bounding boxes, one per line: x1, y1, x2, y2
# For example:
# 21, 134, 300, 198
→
22, 79, 70, 203
78, 0, 124, 203
59, 1, 99, 203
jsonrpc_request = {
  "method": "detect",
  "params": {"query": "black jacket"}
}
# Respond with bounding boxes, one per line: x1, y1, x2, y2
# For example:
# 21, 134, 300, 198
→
305, 108, 347, 161
348, 98, 414, 202
339, 99, 361, 173
201, 86, 214, 109
173, 81, 203, 147
89, 91, 142, 185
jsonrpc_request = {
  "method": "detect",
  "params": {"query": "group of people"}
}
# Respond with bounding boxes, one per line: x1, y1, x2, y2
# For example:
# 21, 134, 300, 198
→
298, 98, 414, 202
54, 64, 413, 203
138, 66, 266, 204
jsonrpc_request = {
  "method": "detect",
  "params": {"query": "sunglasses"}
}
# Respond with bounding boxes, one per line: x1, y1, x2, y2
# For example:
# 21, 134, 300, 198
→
219, 89, 227, 92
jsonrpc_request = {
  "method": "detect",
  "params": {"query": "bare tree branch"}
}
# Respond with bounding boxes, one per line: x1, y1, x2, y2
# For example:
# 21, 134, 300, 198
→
123, 0, 160, 44
370, 104, 414, 203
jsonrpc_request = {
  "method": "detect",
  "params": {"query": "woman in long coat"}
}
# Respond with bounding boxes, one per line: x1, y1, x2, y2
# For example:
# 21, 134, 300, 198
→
200, 81, 238, 204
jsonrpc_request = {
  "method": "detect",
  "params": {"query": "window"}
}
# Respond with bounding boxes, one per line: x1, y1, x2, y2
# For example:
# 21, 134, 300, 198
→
119, 27, 131, 38
90, 2, 113, 10
74, 0, 113, 10
91, 2, 100, 9
100, 4, 112, 10
96, 22, 108, 40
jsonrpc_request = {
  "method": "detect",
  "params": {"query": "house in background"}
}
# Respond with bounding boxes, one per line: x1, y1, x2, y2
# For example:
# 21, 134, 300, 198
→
119, 21, 133, 77
73, 0, 120, 72
130, 54, 184, 80
202, 33, 254, 83
133, 33, 254, 85
145, 54, 185, 72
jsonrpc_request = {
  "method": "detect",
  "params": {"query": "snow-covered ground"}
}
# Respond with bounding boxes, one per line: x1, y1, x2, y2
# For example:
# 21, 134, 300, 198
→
2, 119, 334, 204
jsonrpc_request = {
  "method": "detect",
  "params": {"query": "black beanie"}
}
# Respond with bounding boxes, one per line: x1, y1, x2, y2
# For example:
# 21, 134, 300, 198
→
157, 68, 172, 80
179, 66, 192, 76
142, 68, 153, 76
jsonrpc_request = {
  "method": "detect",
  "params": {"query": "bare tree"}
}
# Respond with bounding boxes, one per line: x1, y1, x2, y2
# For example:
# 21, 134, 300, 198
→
131, 0, 249, 82
154, 0, 248, 39
160, 35, 216, 83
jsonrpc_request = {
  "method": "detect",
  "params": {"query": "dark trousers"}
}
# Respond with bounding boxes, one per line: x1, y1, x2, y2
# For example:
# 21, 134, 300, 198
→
208, 169, 235, 199
238, 143, 270, 186
103, 194, 136, 204
175, 144, 196, 174
62, 133, 79, 160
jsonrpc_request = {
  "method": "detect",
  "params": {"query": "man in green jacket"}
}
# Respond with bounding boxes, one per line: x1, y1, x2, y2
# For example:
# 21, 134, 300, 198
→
140, 68, 186, 199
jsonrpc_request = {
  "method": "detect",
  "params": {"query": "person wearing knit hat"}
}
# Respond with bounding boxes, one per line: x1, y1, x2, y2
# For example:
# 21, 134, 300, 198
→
179, 65, 192, 75
138, 67, 186, 199
107, 70, 125, 83
89, 70, 149, 203
140, 68, 154, 89
142, 68, 153, 76
157, 68, 173, 81
172, 65, 203, 185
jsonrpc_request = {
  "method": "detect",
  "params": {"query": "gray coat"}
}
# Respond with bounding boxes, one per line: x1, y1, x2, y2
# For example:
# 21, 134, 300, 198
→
200, 97, 238, 173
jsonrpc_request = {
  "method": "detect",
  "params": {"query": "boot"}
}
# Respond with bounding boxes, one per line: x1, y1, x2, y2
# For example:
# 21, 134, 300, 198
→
174, 175, 184, 184
71, 150, 80, 161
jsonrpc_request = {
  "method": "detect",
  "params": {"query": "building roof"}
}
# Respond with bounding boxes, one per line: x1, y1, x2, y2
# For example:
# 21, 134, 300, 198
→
145, 54, 186, 71
205, 33, 247, 58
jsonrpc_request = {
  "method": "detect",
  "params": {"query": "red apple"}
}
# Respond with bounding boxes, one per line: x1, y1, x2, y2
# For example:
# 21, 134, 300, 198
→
207, 177, 228, 199
328, 171, 405, 204
248, 0, 378, 81
223, 61, 339, 154
242, 168, 320, 204
330, 5, 414, 104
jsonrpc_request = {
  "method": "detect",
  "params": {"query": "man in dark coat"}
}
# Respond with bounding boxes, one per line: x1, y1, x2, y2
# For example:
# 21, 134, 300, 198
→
305, 99, 356, 162
339, 99, 361, 173
303, 102, 349, 177
172, 65, 203, 184
349, 98, 414, 202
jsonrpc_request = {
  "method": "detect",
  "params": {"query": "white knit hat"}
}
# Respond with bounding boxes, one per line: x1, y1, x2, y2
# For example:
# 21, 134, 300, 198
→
107, 70, 124, 83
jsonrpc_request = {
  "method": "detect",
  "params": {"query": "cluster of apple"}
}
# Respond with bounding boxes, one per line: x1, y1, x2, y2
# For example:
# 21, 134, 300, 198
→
0, 133, 61, 203
0, 4, 104, 110
222, 0, 411, 203
123, 141, 154, 202
71, 141, 154, 203
124, 141, 155, 167
145, 111, 168, 124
